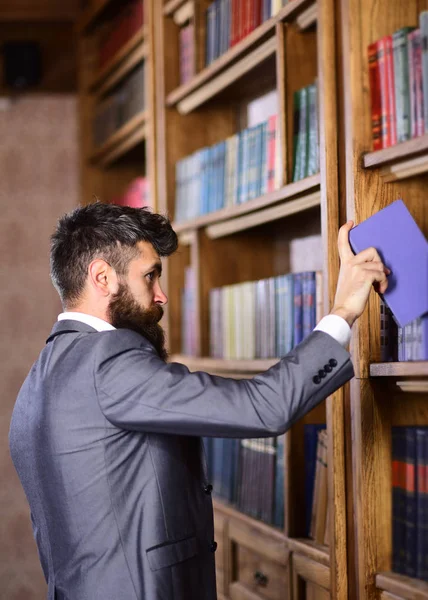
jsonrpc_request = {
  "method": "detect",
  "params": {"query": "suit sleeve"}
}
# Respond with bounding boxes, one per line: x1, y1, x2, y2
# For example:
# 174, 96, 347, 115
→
94, 329, 354, 438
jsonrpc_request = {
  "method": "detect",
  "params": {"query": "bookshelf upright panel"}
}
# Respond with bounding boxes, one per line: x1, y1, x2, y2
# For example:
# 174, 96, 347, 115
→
341, 0, 428, 598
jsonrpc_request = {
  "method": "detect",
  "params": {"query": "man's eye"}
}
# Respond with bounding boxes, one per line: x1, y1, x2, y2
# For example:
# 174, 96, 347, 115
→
146, 272, 155, 282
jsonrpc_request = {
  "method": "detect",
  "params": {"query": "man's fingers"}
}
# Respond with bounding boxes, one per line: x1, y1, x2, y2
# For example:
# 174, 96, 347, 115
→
338, 221, 355, 262
353, 246, 382, 264
363, 266, 389, 293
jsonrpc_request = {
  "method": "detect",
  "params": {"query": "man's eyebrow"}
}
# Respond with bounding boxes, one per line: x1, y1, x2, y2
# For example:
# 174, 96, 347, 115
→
145, 261, 162, 276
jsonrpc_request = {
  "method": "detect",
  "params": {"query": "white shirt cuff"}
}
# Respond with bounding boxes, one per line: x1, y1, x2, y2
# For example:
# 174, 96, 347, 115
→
314, 314, 351, 348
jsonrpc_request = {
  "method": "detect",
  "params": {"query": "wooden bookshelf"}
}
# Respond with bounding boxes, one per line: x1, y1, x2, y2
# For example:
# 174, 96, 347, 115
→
171, 354, 278, 374
173, 174, 321, 233
90, 110, 147, 164
370, 362, 428, 378
364, 134, 428, 181
166, 0, 314, 112
342, 1, 428, 599
155, 0, 348, 597
77, 0, 157, 207
90, 26, 147, 91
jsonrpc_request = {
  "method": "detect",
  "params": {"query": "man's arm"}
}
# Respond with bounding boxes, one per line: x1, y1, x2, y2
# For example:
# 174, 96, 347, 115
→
95, 329, 353, 438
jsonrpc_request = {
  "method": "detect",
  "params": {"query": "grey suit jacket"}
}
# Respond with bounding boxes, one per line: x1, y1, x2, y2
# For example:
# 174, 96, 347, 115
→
9, 320, 354, 600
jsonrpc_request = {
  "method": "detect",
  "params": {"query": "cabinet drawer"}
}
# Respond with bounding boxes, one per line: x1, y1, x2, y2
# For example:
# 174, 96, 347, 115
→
234, 544, 289, 600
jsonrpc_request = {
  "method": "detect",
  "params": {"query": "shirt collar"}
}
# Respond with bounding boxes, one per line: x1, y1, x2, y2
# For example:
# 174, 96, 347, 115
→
57, 312, 116, 332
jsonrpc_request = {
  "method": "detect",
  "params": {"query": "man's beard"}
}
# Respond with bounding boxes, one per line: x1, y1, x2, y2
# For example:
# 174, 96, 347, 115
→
107, 283, 168, 362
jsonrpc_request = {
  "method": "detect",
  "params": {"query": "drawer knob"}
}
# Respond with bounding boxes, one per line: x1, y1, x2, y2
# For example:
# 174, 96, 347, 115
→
254, 571, 268, 587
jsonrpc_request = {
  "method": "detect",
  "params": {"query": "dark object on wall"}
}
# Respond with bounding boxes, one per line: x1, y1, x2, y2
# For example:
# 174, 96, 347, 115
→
2, 42, 42, 90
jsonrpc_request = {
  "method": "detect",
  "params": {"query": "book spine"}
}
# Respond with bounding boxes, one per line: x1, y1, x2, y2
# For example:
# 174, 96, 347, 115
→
368, 42, 383, 150
416, 428, 426, 579
404, 427, 417, 578
393, 28, 412, 143
420, 12, 428, 132
292, 90, 302, 181
385, 35, 397, 146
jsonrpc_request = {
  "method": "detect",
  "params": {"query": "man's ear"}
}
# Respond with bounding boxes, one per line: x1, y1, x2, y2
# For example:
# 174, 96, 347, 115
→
88, 259, 119, 298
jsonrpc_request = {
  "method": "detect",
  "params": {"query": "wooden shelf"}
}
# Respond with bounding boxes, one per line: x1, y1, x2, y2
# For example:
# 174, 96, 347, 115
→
163, 0, 187, 17
213, 498, 287, 541
90, 110, 147, 165
172, 37, 277, 114
166, 0, 313, 112
90, 27, 147, 92
173, 174, 320, 234
170, 355, 278, 377
287, 538, 330, 568
370, 362, 428, 378
363, 134, 428, 181
297, 3, 318, 30
205, 190, 321, 239
77, 0, 115, 33
376, 572, 428, 599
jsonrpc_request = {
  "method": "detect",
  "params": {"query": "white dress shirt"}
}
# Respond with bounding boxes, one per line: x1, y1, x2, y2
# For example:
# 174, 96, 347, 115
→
58, 312, 116, 332
58, 312, 351, 348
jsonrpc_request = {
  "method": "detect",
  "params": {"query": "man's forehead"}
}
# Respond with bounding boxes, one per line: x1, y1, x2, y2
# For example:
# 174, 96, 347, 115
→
135, 240, 160, 262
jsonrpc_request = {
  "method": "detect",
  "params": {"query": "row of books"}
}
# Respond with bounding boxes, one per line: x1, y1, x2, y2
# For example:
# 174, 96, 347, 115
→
206, 436, 285, 527
392, 426, 428, 581
209, 271, 322, 360
110, 177, 150, 209
205, 0, 293, 66
292, 81, 320, 182
368, 11, 428, 150
98, 0, 144, 69
93, 62, 145, 149
203, 423, 328, 535
380, 300, 428, 361
175, 114, 281, 222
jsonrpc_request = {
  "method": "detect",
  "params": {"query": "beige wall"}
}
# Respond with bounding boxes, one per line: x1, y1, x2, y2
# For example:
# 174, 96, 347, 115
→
0, 95, 78, 599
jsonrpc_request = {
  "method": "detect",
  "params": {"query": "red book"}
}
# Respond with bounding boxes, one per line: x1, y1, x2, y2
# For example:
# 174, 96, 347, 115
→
239, 0, 248, 41
408, 29, 425, 138
368, 41, 384, 150
231, 0, 239, 46
385, 35, 397, 146
253, 0, 262, 30
98, 0, 144, 68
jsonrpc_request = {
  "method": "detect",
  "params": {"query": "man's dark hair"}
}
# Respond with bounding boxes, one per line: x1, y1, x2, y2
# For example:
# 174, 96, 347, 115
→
50, 203, 178, 307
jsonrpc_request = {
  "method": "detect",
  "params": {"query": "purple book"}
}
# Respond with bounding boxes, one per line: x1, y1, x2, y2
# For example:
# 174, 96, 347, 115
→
349, 199, 428, 328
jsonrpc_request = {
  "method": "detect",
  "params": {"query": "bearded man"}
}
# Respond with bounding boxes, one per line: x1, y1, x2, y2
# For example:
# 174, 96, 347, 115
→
9, 203, 389, 600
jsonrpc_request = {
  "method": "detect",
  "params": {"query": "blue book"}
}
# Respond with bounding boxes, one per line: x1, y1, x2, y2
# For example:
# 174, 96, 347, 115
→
274, 434, 285, 528
392, 427, 406, 574
404, 428, 417, 578
415, 428, 427, 580
304, 424, 326, 537
348, 199, 428, 328
293, 273, 303, 346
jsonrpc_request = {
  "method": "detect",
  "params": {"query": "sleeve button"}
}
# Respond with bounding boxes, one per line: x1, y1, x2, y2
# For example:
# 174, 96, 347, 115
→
318, 369, 326, 378
324, 364, 332, 373
329, 358, 338, 368
313, 375, 321, 384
